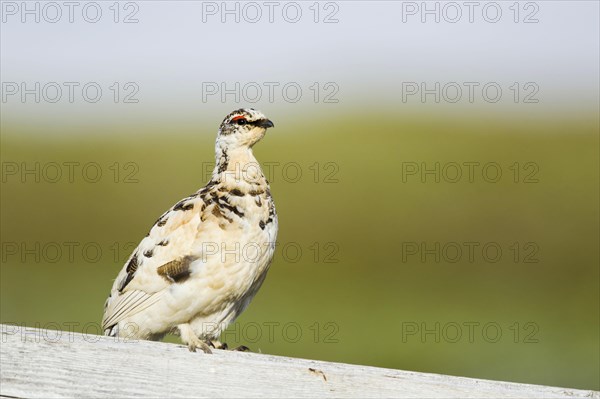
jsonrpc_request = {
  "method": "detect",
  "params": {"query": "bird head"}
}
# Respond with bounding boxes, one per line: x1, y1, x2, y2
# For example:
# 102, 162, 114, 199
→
217, 108, 274, 149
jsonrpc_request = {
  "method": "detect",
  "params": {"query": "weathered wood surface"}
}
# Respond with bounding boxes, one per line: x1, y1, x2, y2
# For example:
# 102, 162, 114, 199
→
0, 324, 597, 399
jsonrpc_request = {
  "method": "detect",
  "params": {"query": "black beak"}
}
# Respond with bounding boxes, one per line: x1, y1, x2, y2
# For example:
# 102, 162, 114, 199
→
256, 119, 274, 129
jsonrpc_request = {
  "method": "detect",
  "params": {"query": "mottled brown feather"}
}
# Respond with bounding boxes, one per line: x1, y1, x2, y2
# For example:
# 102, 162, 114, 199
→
157, 257, 193, 283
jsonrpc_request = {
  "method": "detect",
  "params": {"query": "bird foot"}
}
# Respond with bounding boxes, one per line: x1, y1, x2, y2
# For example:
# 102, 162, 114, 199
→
188, 337, 213, 354
208, 341, 251, 352
178, 323, 212, 354
209, 340, 228, 350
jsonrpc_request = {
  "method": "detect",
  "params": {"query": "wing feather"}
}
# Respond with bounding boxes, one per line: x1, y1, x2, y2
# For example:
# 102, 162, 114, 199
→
102, 290, 165, 332
102, 196, 204, 333
101, 184, 268, 335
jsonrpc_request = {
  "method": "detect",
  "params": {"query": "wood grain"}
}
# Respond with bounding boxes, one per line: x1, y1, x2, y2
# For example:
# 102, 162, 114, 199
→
1, 324, 597, 399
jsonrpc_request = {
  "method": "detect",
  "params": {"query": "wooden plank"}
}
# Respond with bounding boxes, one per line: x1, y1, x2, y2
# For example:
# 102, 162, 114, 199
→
0, 324, 597, 399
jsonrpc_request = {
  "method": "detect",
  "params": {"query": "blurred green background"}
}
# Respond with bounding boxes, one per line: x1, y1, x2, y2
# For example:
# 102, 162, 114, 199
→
1, 112, 598, 390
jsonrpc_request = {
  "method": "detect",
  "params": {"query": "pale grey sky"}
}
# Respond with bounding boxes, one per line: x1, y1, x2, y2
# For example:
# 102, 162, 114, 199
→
1, 1, 598, 129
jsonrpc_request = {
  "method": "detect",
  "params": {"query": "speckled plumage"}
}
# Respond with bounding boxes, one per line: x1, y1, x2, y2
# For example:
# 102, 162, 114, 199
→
102, 109, 277, 352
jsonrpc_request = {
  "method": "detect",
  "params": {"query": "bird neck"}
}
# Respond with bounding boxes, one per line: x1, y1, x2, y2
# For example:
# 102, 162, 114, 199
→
211, 143, 266, 186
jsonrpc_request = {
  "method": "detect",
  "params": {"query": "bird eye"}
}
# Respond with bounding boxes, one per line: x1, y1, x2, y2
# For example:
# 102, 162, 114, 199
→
231, 116, 247, 126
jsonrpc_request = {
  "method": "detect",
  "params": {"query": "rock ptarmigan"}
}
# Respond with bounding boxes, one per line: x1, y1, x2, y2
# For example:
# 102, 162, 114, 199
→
102, 108, 277, 353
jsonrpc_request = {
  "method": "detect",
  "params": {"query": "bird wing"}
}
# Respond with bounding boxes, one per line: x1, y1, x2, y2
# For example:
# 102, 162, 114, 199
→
102, 193, 210, 332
